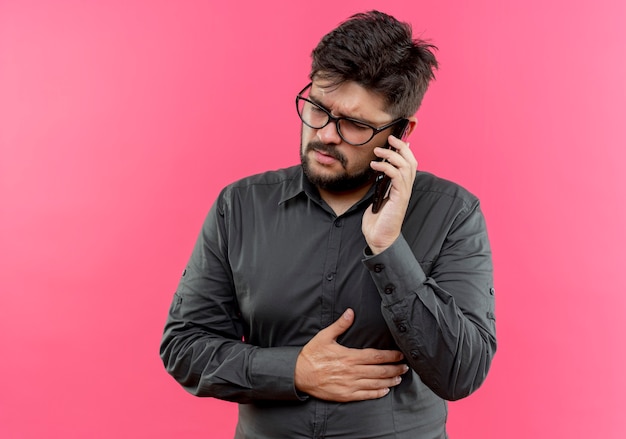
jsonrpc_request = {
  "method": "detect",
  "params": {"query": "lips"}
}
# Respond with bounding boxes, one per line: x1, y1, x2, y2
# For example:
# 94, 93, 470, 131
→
313, 149, 339, 165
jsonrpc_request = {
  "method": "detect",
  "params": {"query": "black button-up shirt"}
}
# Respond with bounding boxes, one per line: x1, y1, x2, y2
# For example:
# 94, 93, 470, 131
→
160, 165, 496, 439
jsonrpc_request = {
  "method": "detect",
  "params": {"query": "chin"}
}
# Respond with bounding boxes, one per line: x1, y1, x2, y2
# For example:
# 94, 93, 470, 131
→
301, 155, 375, 192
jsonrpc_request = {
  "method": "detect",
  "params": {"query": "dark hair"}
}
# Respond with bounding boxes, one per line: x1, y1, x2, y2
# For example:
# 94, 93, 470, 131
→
310, 10, 439, 118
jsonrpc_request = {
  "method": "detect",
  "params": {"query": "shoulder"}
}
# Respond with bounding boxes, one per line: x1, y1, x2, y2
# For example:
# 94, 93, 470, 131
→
405, 172, 488, 246
227, 166, 301, 190
409, 171, 484, 226
216, 165, 302, 211
412, 171, 480, 210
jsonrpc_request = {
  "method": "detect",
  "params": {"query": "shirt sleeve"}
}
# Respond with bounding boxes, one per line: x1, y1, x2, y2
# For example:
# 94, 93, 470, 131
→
362, 199, 497, 401
159, 195, 304, 403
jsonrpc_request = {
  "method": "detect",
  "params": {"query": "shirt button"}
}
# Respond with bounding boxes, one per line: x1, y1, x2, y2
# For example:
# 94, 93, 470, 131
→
374, 263, 385, 273
334, 219, 343, 227
489, 287, 495, 295
397, 323, 407, 332
384, 285, 395, 294
326, 273, 334, 281
410, 351, 419, 359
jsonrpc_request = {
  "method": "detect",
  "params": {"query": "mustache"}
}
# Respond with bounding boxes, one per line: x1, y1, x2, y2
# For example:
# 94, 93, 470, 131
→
305, 141, 348, 168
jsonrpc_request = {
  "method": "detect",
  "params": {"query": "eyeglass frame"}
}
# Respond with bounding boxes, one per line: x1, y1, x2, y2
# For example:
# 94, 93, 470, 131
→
295, 82, 408, 146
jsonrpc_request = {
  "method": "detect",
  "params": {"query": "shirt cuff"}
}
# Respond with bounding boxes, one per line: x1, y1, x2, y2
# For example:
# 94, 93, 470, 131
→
362, 235, 427, 305
250, 346, 307, 401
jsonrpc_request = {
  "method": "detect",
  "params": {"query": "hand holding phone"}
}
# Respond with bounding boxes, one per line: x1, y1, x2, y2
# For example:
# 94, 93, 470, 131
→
371, 119, 410, 213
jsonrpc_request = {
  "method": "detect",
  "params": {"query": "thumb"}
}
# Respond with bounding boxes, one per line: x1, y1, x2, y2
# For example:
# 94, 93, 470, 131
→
322, 308, 355, 340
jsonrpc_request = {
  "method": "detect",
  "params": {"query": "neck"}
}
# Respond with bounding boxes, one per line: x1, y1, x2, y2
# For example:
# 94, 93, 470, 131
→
318, 184, 372, 216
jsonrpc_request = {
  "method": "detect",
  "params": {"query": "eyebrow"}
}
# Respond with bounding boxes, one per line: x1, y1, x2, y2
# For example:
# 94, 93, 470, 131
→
307, 94, 379, 127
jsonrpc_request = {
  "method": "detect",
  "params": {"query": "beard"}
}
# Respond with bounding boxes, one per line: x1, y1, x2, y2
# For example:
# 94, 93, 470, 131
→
300, 140, 376, 192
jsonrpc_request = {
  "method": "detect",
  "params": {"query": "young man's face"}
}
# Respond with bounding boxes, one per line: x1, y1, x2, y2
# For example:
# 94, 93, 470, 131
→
299, 80, 398, 193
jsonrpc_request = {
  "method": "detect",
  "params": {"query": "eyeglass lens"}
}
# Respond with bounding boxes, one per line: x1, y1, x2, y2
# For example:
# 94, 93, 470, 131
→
296, 98, 376, 146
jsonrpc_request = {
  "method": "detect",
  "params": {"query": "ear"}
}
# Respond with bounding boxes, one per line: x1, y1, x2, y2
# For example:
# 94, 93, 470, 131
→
405, 116, 418, 138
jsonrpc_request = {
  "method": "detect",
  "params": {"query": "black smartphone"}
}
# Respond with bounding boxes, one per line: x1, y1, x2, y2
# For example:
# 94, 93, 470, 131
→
371, 119, 410, 213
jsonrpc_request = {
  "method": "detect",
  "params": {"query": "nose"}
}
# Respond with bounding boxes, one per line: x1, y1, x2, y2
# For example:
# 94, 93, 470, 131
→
316, 120, 342, 145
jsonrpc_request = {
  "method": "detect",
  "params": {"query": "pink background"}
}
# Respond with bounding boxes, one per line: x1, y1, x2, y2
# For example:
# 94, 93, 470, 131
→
2, 0, 625, 437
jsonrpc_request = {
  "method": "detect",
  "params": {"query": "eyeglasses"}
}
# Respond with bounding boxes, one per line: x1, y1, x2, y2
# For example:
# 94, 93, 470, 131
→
295, 83, 407, 146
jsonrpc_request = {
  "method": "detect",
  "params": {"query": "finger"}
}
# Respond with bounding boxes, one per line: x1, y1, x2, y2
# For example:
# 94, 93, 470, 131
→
386, 134, 409, 150
319, 308, 355, 341
370, 158, 416, 196
372, 149, 409, 171
386, 134, 418, 165
374, 144, 417, 169
357, 375, 404, 390
334, 387, 393, 403
337, 375, 404, 402
353, 348, 405, 365
351, 363, 409, 379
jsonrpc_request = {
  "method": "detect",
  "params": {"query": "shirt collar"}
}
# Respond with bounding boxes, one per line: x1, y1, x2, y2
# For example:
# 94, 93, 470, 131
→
278, 166, 310, 205
278, 166, 377, 212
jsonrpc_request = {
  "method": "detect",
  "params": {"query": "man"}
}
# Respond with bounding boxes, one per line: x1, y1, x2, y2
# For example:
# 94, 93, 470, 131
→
160, 10, 496, 439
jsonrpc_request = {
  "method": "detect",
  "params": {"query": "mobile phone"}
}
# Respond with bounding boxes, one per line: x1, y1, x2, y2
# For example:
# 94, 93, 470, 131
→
371, 119, 410, 213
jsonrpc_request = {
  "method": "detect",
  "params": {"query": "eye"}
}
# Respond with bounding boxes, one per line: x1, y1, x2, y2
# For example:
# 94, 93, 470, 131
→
310, 105, 327, 115
343, 120, 372, 132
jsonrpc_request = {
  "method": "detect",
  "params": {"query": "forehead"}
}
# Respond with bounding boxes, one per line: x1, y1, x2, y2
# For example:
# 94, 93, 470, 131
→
310, 80, 390, 122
